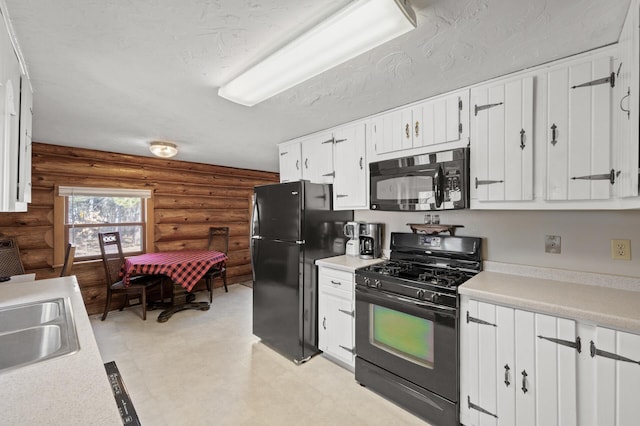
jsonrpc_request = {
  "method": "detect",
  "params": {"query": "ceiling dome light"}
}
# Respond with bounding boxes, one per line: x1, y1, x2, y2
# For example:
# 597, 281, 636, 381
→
149, 141, 178, 158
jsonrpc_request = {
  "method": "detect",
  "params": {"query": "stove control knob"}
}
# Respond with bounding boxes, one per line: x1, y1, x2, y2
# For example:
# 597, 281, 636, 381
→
363, 277, 371, 287
416, 290, 425, 300
374, 279, 381, 289
430, 293, 439, 303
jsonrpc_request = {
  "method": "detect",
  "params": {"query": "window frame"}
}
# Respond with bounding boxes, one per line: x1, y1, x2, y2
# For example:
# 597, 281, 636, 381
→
54, 186, 155, 266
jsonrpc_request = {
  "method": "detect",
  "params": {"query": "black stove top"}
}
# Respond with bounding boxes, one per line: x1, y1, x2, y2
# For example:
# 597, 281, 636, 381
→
355, 233, 482, 308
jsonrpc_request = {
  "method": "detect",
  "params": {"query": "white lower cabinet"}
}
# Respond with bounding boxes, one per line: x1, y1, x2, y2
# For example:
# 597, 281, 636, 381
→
461, 297, 640, 426
318, 266, 356, 370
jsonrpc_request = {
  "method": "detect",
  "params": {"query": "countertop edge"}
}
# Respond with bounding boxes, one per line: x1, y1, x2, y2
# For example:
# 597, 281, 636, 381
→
315, 255, 385, 272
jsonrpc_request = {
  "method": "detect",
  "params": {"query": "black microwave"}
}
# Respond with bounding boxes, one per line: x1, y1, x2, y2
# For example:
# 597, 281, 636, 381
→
369, 147, 469, 211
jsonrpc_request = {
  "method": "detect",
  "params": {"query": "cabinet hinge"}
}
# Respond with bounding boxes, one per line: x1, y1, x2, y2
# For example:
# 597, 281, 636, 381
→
475, 177, 504, 188
474, 102, 503, 116
466, 311, 496, 327
338, 308, 355, 317
467, 396, 498, 418
537, 335, 582, 353
334, 138, 347, 144
590, 341, 640, 364
322, 171, 336, 178
322, 138, 335, 144
280, 151, 288, 156
571, 72, 616, 89
339, 345, 356, 355
459, 98, 463, 110
571, 169, 620, 185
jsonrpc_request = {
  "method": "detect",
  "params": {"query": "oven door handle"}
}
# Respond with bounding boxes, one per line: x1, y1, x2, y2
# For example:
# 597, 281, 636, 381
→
356, 286, 457, 318
433, 164, 445, 208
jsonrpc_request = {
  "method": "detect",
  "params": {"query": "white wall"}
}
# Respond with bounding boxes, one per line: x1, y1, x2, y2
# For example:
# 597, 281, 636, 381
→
354, 209, 640, 278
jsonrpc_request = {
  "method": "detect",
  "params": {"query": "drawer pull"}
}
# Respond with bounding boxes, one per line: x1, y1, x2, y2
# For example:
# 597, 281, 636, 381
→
330, 280, 342, 286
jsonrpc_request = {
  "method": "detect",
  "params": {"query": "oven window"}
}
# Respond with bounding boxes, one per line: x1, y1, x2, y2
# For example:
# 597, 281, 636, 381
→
369, 305, 434, 369
375, 176, 433, 203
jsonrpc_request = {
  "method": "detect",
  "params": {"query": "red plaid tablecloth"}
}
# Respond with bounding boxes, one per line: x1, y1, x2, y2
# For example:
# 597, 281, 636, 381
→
121, 250, 227, 292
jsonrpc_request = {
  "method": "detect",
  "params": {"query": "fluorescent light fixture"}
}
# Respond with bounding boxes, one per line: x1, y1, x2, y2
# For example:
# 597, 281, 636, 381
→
218, 0, 417, 106
149, 141, 178, 158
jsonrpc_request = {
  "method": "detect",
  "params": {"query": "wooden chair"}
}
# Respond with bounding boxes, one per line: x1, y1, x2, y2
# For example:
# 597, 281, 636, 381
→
0, 237, 25, 277
98, 232, 162, 321
204, 227, 229, 302
60, 243, 76, 277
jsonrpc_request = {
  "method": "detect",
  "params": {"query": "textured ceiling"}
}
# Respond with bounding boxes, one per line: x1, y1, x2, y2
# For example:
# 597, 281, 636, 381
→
5, 0, 631, 172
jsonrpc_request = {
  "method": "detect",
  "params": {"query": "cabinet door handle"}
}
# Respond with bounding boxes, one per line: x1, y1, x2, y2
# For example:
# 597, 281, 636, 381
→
304, 158, 309, 169
590, 340, 640, 365
550, 123, 558, 146
521, 370, 528, 394
520, 129, 526, 150
338, 308, 354, 317
620, 87, 631, 119
295, 159, 300, 170
359, 157, 363, 170
405, 123, 410, 139
415, 121, 420, 138
330, 280, 342, 285
339, 345, 355, 354
504, 364, 511, 387
322, 316, 326, 330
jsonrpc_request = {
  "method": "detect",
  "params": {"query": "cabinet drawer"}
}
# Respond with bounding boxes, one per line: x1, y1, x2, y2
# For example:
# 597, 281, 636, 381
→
318, 268, 354, 296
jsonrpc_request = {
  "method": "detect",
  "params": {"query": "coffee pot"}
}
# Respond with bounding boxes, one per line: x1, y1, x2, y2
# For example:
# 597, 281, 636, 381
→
359, 223, 382, 259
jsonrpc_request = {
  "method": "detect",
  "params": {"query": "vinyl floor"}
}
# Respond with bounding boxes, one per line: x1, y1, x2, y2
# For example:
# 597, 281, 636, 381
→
91, 284, 429, 425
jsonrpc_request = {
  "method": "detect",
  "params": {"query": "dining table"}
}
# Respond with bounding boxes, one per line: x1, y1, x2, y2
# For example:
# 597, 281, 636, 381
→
121, 250, 227, 322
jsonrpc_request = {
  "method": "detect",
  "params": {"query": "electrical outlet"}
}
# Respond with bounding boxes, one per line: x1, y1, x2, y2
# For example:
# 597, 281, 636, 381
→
545, 235, 561, 254
611, 239, 631, 260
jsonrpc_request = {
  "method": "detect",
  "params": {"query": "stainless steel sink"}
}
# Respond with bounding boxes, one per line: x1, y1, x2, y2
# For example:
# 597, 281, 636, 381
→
0, 298, 79, 373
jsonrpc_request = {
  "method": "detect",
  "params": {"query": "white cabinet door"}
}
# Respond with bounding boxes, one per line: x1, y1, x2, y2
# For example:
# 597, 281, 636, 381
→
534, 314, 578, 426
471, 76, 534, 202
590, 327, 640, 426
546, 54, 615, 200
17, 75, 32, 207
496, 306, 516, 426
302, 132, 334, 183
333, 123, 367, 209
418, 89, 469, 148
615, 0, 640, 198
461, 299, 499, 425
372, 110, 408, 154
278, 141, 301, 183
325, 292, 355, 366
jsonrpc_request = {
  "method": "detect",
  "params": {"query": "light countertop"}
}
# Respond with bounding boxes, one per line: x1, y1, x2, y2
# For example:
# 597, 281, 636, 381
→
0, 277, 122, 425
459, 270, 640, 334
315, 255, 385, 272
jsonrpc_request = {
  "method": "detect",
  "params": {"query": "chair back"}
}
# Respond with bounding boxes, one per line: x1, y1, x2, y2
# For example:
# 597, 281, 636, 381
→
0, 237, 25, 277
207, 227, 229, 254
60, 244, 76, 277
98, 232, 126, 285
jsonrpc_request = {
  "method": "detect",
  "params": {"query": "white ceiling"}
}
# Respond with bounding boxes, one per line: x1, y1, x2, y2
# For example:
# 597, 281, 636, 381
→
5, 0, 631, 172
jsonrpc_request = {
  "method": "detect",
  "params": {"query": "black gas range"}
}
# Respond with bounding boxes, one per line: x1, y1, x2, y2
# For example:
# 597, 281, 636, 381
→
354, 232, 482, 426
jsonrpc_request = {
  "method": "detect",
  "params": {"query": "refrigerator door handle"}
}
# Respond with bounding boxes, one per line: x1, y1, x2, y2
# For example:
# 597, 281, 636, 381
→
250, 193, 259, 283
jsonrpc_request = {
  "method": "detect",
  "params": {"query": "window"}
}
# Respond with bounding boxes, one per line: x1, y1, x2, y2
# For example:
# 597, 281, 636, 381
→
57, 187, 152, 261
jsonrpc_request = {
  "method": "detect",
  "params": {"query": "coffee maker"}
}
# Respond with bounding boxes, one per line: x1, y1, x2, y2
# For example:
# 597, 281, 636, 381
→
359, 223, 382, 259
343, 221, 361, 257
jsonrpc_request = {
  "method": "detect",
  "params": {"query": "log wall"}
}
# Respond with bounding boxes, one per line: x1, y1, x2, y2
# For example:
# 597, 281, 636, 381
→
0, 143, 279, 315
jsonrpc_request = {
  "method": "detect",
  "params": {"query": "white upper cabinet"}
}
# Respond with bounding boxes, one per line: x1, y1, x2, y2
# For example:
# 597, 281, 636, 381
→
471, 76, 534, 202
615, 0, 640, 198
371, 89, 470, 156
332, 123, 367, 210
0, 7, 30, 213
545, 53, 616, 201
278, 140, 302, 183
301, 132, 334, 184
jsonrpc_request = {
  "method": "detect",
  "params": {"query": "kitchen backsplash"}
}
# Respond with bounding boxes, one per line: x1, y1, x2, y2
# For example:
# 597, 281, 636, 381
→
354, 209, 640, 280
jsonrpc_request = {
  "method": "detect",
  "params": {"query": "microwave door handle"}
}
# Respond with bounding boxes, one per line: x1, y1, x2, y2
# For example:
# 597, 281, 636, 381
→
434, 165, 444, 208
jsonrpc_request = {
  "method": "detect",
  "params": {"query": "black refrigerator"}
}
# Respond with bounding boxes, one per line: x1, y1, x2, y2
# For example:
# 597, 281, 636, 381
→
250, 181, 353, 363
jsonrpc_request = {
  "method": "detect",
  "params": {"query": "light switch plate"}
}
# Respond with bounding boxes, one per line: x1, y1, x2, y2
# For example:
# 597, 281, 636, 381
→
545, 235, 561, 254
